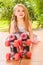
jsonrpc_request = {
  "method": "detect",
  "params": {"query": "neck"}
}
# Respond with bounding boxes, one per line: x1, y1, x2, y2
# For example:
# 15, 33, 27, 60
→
17, 18, 24, 22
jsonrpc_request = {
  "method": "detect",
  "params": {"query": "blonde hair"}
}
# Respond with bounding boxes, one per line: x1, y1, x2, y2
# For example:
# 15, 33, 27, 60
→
9, 4, 31, 32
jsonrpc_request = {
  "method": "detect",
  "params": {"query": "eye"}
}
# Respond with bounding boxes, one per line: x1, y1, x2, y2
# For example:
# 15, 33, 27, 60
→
17, 10, 20, 12
22, 10, 24, 12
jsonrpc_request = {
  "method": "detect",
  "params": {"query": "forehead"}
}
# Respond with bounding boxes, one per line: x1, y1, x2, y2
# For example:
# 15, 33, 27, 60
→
15, 6, 25, 10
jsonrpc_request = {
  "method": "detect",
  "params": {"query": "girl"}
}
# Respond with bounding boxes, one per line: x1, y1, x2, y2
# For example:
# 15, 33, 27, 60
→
6, 4, 39, 60
9, 4, 34, 42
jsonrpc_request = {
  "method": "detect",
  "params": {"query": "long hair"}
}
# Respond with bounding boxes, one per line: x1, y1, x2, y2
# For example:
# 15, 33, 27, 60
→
9, 4, 30, 32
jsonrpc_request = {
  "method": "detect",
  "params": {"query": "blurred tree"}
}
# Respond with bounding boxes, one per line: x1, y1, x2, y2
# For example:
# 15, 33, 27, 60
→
0, 0, 35, 20
0, 0, 43, 28
29, 0, 43, 28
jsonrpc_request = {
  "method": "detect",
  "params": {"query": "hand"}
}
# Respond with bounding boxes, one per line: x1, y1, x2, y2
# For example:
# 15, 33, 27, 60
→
31, 38, 38, 44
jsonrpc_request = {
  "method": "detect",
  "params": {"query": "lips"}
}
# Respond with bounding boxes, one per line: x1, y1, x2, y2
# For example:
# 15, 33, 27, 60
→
19, 14, 23, 16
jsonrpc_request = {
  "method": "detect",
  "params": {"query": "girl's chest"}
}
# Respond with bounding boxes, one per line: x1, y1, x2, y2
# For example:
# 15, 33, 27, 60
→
17, 21, 25, 28
17, 21, 26, 32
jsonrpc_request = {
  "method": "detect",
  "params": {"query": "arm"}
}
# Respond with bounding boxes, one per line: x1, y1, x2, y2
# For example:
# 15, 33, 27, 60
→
9, 20, 16, 34
28, 21, 34, 42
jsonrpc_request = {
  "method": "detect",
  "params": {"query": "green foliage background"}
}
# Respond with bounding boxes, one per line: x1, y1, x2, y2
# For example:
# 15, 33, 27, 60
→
0, 0, 43, 31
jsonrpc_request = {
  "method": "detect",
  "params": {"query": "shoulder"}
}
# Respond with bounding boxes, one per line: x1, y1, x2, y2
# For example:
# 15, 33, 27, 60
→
28, 20, 32, 27
11, 20, 16, 25
28, 20, 32, 31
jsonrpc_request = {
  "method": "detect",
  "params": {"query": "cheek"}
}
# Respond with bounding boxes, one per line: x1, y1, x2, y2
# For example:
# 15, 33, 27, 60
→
15, 12, 20, 16
14, 11, 18, 16
23, 12, 25, 16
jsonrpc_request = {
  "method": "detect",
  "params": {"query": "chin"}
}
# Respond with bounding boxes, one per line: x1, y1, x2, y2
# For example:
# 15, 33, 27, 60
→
19, 16, 24, 19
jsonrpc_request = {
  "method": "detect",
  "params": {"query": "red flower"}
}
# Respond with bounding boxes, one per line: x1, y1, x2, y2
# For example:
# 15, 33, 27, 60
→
26, 39, 32, 46
5, 40, 10, 47
21, 33, 27, 40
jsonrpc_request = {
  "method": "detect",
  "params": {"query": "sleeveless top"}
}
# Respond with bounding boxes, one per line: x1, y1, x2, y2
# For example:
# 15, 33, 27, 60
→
17, 22, 29, 35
